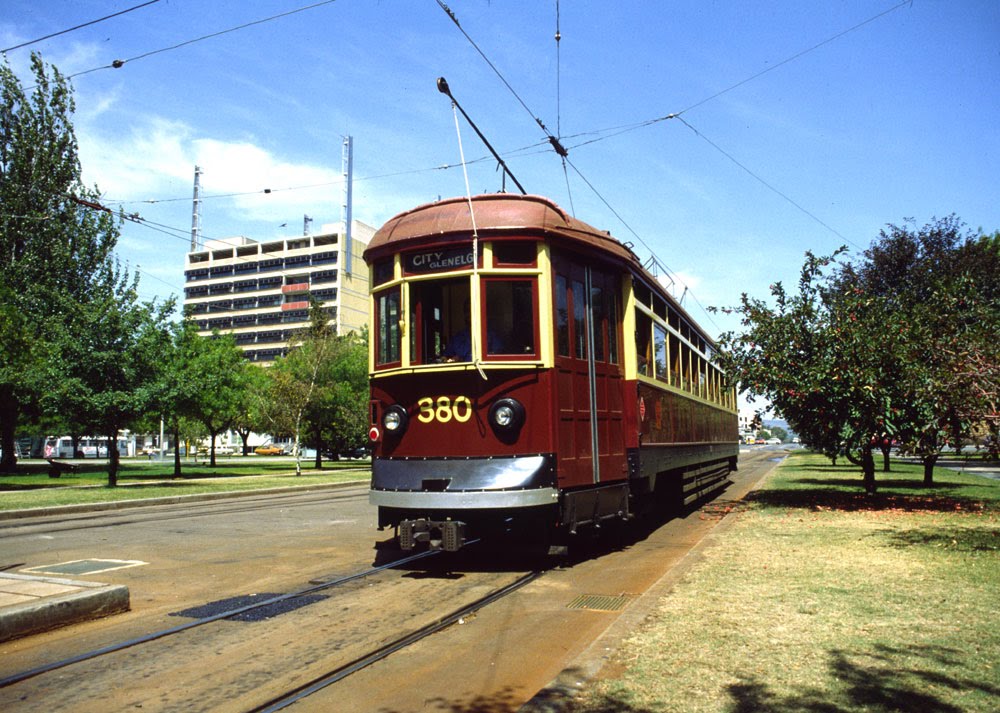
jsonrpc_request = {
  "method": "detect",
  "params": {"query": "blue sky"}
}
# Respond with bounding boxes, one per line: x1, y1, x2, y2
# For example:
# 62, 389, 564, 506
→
3, 0, 998, 343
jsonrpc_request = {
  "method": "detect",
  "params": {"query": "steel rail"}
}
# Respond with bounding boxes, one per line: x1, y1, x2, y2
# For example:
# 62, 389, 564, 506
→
0, 547, 445, 689
249, 569, 544, 713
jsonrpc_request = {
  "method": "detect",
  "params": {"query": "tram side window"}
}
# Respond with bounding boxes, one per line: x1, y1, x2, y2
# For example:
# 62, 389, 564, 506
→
556, 275, 570, 357
591, 283, 605, 362
669, 332, 682, 387
484, 279, 537, 357
635, 311, 652, 377
375, 288, 401, 366
572, 280, 586, 359
654, 324, 668, 383
590, 278, 620, 364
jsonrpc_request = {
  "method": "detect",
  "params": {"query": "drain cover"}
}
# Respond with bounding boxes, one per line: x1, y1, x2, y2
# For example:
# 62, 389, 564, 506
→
171, 593, 328, 622
22, 559, 146, 576
566, 593, 632, 612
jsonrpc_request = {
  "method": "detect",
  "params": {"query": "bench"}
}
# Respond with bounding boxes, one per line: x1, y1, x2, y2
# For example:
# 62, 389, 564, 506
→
46, 458, 81, 478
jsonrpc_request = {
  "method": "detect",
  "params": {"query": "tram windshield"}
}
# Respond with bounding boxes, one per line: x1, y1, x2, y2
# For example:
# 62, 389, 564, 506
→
374, 275, 538, 368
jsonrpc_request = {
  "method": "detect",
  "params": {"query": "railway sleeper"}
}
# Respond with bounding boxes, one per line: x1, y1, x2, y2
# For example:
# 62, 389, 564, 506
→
399, 519, 467, 552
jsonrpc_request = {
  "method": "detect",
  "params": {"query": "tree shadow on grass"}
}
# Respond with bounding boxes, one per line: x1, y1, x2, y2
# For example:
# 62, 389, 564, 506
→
745, 488, 991, 514
883, 525, 1000, 552
726, 644, 1000, 713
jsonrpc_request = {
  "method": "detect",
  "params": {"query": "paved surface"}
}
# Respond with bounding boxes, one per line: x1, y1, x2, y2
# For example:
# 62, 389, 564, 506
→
0, 572, 129, 643
1, 453, 996, 686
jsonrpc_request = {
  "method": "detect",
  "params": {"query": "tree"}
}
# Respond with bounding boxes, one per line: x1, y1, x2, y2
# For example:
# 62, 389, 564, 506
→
718, 249, 912, 493
259, 302, 337, 475
302, 327, 369, 467
46, 260, 174, 486
839, 218, 1000, 483
182, 329, 253, 468
716, 218, 1000, 493
1, 54, 118, 471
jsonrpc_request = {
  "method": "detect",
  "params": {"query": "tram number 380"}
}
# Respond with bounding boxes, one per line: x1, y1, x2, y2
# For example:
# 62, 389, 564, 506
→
417, 396, 473, 424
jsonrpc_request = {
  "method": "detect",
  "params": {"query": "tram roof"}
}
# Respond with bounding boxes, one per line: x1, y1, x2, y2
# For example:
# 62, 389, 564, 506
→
365, 194, 641, 267
366, 193, 716, 347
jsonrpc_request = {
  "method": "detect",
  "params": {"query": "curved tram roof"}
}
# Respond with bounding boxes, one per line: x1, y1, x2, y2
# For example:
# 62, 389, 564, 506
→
364, 194, 717, 349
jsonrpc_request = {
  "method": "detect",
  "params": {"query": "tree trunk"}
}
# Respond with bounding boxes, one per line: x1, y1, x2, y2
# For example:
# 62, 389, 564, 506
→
314, 449, 322, 470
922, 454, 937, 486
172, 425, 182, 478
880, 441, 892, 472
0, 398, 17, 472
209, 432, 218, 468
236, 427, 251, 456
862, 444, 876, 495
107, 434, 119, 487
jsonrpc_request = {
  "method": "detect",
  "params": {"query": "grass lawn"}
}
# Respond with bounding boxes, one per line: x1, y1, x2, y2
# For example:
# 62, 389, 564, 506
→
0, 458, 370, 511
571, 452, 1000, 713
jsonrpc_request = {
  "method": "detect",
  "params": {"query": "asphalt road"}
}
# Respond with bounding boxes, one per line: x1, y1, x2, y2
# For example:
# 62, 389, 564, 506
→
0, 450, 781, 712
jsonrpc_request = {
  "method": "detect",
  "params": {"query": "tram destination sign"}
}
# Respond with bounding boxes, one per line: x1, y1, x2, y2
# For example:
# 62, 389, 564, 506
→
404, 246, 476, 274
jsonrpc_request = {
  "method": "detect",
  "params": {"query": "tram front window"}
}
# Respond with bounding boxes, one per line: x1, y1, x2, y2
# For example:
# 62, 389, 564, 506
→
408, 277, 537, 364
410, 278, 471, 363
484, 279, 536, 358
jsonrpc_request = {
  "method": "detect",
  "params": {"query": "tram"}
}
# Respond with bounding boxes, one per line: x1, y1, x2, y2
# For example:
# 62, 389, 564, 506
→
364, 194, 738, 551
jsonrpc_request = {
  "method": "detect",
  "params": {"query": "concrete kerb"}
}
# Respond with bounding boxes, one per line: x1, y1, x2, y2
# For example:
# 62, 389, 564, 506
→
0, 476, 369, 521
0, 573, 130, 643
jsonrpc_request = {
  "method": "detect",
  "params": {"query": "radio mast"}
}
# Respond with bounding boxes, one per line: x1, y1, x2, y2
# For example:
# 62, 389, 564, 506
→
190, 165, 202, 251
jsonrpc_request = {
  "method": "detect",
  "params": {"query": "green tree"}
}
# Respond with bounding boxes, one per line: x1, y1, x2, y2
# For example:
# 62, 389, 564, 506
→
1, 54, 118, 470
182, 329, 253, 468
259, 302, 337, 475
46, 260, 174, 485
838, 218, 1000, 483
717, 249, 903, 493
717, 218, 1000, 493
302, 327, 369, 467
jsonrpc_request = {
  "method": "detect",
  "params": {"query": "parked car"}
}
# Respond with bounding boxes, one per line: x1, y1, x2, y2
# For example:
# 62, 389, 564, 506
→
765, 437, 781, 445
254, 444, 285, 456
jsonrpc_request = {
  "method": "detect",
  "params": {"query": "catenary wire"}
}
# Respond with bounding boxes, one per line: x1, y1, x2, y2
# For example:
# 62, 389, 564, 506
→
66, 0, 340, 81
1, 1, 162, 54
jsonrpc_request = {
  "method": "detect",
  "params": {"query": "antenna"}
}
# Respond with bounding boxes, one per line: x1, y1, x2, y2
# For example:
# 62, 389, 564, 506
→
341, 135, 354, 278
303, 214, 312, 235
437, 77, 526, 195
190, 165, 202, 251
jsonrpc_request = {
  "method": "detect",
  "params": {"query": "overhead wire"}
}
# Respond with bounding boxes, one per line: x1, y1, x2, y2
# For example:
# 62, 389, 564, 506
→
435, 0, 910, 312
65, 0, 340, 81
1, 0, 162, 54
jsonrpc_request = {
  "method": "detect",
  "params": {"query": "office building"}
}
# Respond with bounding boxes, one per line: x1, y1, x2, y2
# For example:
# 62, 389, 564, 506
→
183, 221, 373, 363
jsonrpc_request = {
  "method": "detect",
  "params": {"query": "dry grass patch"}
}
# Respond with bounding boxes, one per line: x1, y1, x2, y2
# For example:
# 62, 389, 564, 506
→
571, 452, 1000, 713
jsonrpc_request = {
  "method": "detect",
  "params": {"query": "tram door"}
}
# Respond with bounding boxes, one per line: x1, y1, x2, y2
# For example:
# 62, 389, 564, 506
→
552, 255, 627, 487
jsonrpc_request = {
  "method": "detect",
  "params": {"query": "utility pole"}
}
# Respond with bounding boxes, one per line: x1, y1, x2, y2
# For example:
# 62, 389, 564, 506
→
190, 165, 202, 251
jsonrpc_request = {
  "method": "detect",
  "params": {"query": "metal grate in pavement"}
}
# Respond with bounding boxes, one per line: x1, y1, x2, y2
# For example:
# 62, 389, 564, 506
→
566, 593, 632, 612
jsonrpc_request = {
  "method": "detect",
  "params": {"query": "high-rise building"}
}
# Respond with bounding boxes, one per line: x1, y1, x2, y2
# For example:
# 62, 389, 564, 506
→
183, 221, 373, 363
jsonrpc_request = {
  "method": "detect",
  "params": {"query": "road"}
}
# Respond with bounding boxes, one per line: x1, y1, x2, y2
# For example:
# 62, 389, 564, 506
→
0, 449, 781, 712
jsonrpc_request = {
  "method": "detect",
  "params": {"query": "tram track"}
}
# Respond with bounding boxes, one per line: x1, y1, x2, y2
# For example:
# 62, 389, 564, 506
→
1, 538, 548, 713
250, 569, 543, 713
0, 546, 442, 689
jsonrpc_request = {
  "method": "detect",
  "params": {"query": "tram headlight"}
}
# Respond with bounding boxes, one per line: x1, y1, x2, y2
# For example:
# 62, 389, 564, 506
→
489, 398, 525, 433
383, 405, 409, 435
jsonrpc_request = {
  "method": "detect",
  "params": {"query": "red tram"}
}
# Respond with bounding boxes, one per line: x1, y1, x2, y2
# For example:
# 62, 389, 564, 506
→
364, 194, 738, 551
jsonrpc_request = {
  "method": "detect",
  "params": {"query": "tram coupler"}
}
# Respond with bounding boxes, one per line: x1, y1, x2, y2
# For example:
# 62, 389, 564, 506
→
399, 519, 467, 552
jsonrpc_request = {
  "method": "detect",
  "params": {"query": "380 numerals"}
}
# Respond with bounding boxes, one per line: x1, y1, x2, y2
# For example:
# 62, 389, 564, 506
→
417, 396, 473, 424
